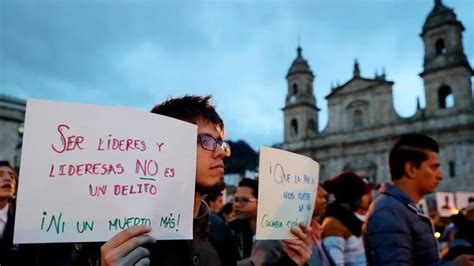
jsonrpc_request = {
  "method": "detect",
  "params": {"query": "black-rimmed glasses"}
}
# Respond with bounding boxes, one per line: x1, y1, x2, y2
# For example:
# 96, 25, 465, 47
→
198, 133, 231, 157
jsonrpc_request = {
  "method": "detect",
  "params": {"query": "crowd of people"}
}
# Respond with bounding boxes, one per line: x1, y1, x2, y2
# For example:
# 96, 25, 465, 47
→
1, 95, 474, 265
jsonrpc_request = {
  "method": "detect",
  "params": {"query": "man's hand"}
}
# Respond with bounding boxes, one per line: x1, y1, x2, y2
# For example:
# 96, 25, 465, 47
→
283, 223, 313, 266
101, 225, 156, 266
454, 254, 474, 266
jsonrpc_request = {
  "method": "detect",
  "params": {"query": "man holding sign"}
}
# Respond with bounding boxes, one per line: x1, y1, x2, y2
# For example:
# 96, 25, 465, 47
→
100, 96, 313, 266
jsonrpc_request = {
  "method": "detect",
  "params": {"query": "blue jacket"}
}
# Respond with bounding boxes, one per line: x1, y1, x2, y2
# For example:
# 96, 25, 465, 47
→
363, 184, 453, 266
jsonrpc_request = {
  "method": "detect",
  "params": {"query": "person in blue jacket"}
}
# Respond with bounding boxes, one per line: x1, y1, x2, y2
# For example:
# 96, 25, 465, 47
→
363, 133, 474, 265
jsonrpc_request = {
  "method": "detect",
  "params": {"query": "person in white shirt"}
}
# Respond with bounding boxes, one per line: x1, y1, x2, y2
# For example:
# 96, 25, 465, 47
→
0, 160, 18, 265
321, 172, 373, 266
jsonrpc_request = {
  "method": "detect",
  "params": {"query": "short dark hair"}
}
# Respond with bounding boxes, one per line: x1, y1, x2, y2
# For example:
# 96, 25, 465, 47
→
389, 133, 439, 181
0, 160, 13, 169
238, 178, 258, 199
220, 202, 233, 215
0, 161, 17, 181
204, 192, 223, 205
151, 95, 224, 129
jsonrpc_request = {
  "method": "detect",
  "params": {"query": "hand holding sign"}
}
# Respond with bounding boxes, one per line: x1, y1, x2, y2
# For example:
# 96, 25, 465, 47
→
256, 146, 319, 240
14, 99, 197, 243
100, 225, 155, 266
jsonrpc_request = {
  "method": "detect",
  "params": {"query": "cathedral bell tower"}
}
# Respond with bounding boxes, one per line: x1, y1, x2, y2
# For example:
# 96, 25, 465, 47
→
283, 47, 319, 143
420, 0, 473, 115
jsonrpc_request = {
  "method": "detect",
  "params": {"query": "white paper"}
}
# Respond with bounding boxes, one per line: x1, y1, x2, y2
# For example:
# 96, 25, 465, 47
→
436, 192, 456, 217
14, 99, 197, 243
455, 192, 474, 211
256, 146, 319, 240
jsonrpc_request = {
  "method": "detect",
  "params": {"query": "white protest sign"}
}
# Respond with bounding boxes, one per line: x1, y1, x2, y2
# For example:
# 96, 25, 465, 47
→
436, 192, 456, 217
14, 99, 197, 243
256, 146, 319, 240
455, 192, 474, 211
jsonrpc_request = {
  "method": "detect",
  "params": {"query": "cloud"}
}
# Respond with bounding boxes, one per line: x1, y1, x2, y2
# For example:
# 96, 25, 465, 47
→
1, 0, 473, 151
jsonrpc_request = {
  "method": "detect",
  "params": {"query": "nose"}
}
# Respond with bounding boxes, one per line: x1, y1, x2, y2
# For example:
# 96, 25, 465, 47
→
213, 144, 227, 159
233, 200, 244, 209
437, 169, 443, 181
2, 173, 13, 182
232, 202, 239, 210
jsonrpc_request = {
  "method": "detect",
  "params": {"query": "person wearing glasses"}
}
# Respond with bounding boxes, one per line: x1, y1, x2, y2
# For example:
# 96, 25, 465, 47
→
229, 178, 314, 266
229, 178, 259, 260
100, 95, 313, 266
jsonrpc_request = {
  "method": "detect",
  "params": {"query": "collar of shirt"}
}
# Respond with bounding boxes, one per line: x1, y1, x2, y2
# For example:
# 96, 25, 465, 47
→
0, 204, 9, 223
354, 212, 365, 222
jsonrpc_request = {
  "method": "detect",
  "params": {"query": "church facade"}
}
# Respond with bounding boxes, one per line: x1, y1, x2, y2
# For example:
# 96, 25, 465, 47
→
0, 94, 25, 168
281, 0, 473, 192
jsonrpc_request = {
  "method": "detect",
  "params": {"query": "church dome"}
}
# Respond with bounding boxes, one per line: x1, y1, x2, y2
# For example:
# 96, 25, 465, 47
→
422, 0, 462, 35
286, 47, 313, 78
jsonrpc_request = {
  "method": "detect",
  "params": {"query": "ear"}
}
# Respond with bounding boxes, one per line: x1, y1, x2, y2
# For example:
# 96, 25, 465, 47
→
404, 161, 417, 179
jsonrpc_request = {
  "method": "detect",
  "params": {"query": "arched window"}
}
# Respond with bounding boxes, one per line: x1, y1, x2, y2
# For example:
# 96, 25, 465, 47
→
353, 109, 364, 128
435, 39, 447, 55
449, 161, 456, 177
307, 119, 316, 134
292, 83, 298, 95
290, 119, 298, 137
306, 84, 312, 94
438, 85, 454, 109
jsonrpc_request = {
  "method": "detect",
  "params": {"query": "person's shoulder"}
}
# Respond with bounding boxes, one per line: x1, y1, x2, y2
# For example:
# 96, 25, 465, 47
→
372, 192, 405, 211
209, 212, 225, 224
322, 216, 351, 239
367, 194, 408, 225
228, 218, 247, 228
208, 212, 231, 236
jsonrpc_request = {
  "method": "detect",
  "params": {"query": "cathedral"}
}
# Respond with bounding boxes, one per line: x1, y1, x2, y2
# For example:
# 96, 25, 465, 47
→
0, 94, 25, 168
281, 0, 473, 192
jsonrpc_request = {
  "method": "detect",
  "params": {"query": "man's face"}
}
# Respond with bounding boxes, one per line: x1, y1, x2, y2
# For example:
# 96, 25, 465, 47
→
195, 119, 226, 194
233, 186, 258, 220
313, 185, 328, 218
0, 166, 16, 200
209, 195, 224, 213
413, 151, 443, 196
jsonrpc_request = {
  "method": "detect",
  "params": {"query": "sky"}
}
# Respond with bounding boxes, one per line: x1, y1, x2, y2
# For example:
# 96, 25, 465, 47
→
1, 0, 473, 151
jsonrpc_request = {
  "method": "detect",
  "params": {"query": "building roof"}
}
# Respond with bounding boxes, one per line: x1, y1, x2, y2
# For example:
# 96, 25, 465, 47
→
325, 61, 393, 99
0, 94, 26, 112
422, 0, 464, 36
286, 47, 314, 78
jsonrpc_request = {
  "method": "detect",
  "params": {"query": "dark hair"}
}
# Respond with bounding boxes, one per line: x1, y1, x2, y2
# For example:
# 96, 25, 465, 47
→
451, 213, 474, 245
218, 202, 234, 222
389, 133, 439, 181
151, 95, 223, 128
238, 178, 258, 199
204, 192, 223, 204
221, 202, 233, 215
322, 171, 373, 206
0, 160, 13, 169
